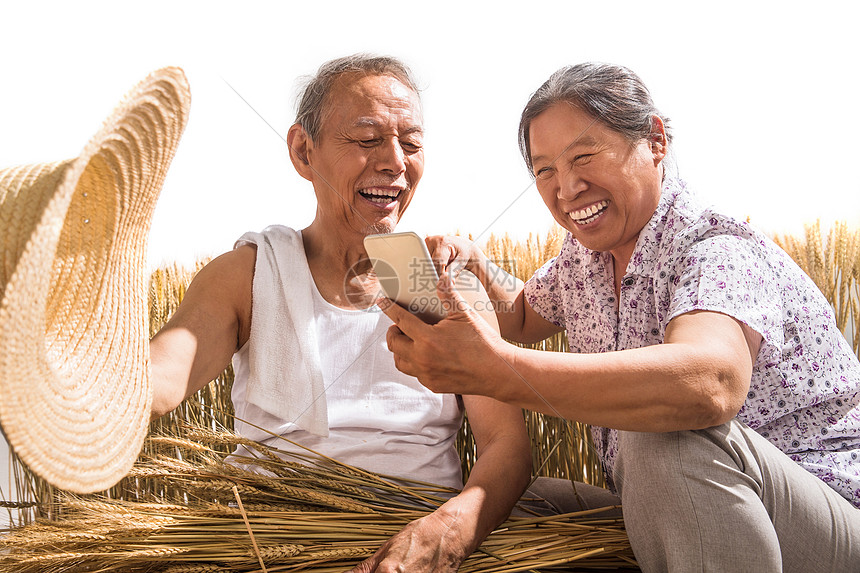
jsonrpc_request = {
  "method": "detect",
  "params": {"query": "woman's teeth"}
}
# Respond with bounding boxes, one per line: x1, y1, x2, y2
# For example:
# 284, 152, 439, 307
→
360, 188, 400, 204
570, 200, 609, 224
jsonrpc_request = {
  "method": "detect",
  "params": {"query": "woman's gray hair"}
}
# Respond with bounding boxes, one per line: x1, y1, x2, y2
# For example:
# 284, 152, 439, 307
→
518, 63, 675, 176
295, 54, 421, 143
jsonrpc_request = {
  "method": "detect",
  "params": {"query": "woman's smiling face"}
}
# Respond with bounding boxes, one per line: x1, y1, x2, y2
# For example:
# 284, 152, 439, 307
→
528, 102, 666, 266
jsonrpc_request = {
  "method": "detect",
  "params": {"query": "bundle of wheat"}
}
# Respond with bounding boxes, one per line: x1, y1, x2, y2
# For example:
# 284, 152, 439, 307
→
1, 424, 636, 572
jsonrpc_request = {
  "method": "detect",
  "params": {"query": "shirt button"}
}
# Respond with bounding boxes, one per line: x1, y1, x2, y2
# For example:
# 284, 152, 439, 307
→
622, 277, 635, 287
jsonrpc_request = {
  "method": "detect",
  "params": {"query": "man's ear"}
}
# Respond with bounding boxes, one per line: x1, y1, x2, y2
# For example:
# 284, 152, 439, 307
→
287, 123, 313, 181
648, 115, 668, 165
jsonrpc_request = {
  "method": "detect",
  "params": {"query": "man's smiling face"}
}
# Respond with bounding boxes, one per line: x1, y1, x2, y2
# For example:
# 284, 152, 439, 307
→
304, 73, 424, 236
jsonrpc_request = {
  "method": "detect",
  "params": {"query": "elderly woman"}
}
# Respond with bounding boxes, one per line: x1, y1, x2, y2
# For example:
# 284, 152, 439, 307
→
380, 63, 860, 572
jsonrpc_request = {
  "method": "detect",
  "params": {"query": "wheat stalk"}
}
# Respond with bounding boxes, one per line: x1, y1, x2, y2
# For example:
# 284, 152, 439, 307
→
0, 425, 635, 572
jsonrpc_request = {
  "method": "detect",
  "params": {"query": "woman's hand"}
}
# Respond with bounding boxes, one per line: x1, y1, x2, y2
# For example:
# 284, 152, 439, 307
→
424, 235, 485, 279
379, 274, 512, 397
422, 235, 543, 343
347, 509, 470, 573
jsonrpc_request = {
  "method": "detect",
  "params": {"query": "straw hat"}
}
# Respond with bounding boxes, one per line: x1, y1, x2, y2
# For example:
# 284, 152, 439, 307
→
0, 67, 191, 493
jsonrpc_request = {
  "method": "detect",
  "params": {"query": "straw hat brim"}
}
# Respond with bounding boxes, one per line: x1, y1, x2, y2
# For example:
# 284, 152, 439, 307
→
0, 67, 191, 493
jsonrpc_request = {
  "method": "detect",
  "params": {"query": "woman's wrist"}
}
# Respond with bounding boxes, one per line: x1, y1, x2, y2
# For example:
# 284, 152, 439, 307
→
492, 343, 527, 404
460, 245, 487, 280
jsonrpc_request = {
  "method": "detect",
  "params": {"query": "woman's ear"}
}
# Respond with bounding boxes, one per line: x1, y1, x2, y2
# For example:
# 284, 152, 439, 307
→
648, 115, 668, 165
287, 123, 313, 181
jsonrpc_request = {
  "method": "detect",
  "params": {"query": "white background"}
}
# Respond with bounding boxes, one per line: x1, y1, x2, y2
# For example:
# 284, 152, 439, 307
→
2, 0, 858, 515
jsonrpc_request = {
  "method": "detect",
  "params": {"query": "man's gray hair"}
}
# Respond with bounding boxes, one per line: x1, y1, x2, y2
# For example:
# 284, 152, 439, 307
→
518, 63, 675, 176
295, 54, 421, 142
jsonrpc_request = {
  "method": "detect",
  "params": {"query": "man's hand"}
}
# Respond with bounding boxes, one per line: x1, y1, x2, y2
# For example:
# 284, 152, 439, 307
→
347, 510, 469, 573
380, 274, 510, 396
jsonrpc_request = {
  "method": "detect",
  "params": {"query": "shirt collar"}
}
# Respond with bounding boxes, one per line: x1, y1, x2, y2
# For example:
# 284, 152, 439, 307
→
625, 178, 686, 278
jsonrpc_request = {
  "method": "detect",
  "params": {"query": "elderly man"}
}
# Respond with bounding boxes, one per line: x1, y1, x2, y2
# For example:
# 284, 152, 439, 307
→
148, 55, 532, 572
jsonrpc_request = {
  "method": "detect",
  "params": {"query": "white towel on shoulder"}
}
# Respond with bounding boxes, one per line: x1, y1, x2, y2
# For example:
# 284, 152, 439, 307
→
234, 225, 329, 437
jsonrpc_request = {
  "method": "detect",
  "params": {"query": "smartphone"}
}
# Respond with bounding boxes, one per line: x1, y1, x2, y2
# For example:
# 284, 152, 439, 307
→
363, 231, 446, 323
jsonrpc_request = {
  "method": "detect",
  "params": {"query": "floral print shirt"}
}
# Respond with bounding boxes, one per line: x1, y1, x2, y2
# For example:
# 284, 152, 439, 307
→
524, 178, 860, 508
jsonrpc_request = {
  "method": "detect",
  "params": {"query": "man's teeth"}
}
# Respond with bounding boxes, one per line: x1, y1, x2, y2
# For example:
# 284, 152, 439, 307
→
570, 200, 609, 224
360, 188, 401, 203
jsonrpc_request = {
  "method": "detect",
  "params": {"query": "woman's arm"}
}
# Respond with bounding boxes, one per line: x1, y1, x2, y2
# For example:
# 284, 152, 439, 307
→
149, 245, 256, 418
502, 310, 763, 431
383, 281, 763, 433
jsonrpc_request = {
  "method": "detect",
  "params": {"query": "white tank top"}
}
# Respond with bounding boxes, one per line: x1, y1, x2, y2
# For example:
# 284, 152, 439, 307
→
231, 275, 465, 488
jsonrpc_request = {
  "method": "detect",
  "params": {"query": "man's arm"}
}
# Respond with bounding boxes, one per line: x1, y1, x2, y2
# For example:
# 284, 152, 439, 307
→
149, 245, 256, 418
349, 396, 531, 573
350, 264, 533, 573
436, 394, 532, 547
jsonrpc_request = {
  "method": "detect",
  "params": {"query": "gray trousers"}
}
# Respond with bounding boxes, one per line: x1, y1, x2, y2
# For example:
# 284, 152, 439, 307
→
526, 420, 860, 572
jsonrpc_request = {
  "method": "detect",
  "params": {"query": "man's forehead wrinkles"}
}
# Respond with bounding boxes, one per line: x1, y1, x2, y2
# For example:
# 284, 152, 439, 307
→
351, 117, 424, 133
352, 117, 383, 128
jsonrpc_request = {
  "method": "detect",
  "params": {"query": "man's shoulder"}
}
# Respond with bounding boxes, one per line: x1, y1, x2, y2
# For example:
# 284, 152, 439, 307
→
196, 246, 257, 289
234, 224, 299, 248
